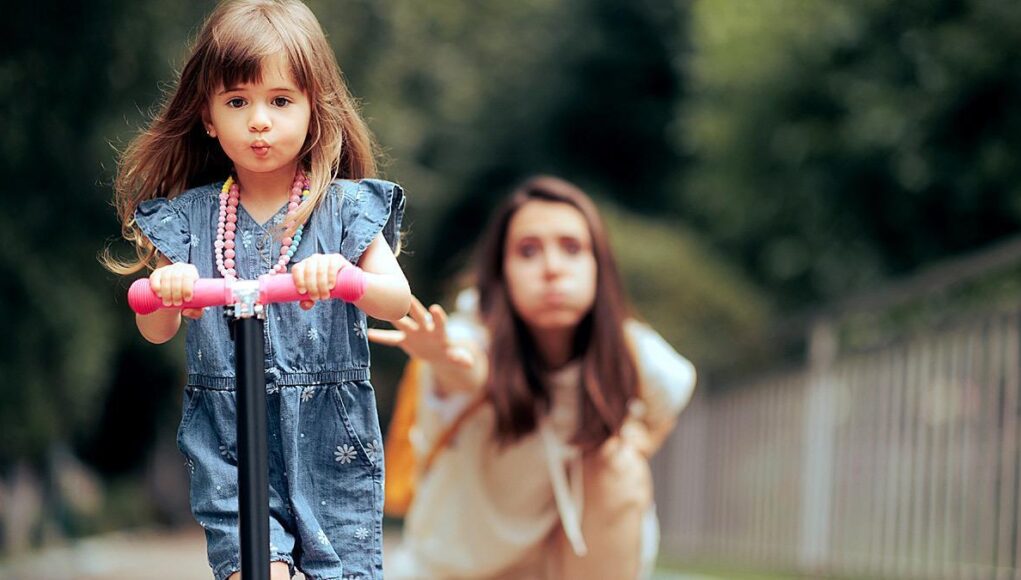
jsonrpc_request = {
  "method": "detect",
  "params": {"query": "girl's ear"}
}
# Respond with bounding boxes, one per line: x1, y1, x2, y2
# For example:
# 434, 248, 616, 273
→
201, 106, 216, 138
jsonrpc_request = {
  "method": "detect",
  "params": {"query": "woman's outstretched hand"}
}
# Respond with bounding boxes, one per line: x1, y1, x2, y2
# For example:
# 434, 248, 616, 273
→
367, 296, 474, 369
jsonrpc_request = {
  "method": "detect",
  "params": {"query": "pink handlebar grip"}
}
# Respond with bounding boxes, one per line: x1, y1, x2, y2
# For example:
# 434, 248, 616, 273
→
128, 278, 234, 315
258, 267, 366, 305
129, 267, 367, 315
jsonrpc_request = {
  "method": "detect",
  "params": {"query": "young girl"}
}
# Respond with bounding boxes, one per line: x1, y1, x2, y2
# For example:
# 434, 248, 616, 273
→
370, 176, 696, 579
104, 1, 410, 579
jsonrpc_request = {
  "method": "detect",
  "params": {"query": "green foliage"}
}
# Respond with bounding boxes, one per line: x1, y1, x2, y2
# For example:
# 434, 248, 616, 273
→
4, 0, 1021, 490
682, 0, 1021, 306
603, 203, 772, 373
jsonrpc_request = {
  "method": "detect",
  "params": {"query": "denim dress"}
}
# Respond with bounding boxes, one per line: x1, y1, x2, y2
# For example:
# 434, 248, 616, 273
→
135, 178, 404, 580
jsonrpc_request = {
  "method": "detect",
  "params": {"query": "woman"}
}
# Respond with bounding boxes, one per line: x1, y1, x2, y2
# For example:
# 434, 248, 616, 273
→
370, 175, 696, 579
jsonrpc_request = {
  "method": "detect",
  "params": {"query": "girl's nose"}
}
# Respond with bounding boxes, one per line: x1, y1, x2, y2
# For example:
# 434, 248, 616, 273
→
249, 105, 271, 132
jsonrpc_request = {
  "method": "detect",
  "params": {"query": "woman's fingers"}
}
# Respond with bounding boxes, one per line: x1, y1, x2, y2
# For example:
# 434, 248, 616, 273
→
446, 345, 475, 368
182, 308, 205, 319
429, 304, 448, 337
408, 296, 433, 331
392, 315, 420, 334
367, 328, 406, 346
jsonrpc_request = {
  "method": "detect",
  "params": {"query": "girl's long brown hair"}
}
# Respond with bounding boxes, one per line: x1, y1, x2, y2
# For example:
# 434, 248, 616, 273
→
475, 176, 639, 451
104, 0, 377, 274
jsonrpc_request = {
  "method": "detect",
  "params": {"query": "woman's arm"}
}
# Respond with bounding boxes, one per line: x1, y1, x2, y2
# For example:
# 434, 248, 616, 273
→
627, 320, 697, 457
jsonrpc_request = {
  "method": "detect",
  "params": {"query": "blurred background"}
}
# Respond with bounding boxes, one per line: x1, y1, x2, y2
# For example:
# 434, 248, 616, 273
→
3, 0, 1021, 577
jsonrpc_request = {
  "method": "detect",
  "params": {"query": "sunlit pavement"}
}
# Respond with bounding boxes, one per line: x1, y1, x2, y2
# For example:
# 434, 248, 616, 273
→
0, 526, 714, 579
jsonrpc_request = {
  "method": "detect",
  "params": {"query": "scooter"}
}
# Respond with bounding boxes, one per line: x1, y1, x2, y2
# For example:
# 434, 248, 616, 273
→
129, 270, 364, 580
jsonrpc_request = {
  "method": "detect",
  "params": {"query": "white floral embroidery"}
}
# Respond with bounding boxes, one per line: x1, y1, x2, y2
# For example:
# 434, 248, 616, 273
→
364, 440, 381, 463
219, 444, 231, 459
160, 214, 174, 224
196, 349, 203, 361
353, 322, 365, 338
334, 444, 357, 464
354, 527, 370, 541
301, 387, 316, 402
267, 384, 280, 395
241, 230, 253, 249
306, 328, 319, 342
190, 234, 200, 247
317, 529, 329, 545
184, 457, 195, 474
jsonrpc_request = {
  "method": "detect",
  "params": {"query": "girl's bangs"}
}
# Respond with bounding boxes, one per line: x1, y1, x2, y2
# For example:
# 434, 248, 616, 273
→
199, 19, 312, 97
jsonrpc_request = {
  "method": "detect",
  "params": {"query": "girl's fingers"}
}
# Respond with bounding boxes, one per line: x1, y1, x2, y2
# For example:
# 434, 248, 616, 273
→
182, 278, 194, 302
304, 260, 320, 302
182, 308, 204, 319
366, 328, 406, 346
292, 263, 307, 295
150, 270, 163, 294
317, 260, 330, 300
170, 274, 184, 306
298, 261, 314, 298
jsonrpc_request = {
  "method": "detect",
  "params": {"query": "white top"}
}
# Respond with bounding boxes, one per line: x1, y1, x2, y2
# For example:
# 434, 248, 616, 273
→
389, 315, 696, 580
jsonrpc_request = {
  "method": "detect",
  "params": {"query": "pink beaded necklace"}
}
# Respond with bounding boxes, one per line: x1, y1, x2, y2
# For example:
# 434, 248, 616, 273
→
214, 170, 310, 279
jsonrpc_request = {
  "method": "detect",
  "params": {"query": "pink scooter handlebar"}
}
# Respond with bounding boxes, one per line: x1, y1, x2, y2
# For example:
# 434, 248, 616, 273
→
128, 268, 366, 315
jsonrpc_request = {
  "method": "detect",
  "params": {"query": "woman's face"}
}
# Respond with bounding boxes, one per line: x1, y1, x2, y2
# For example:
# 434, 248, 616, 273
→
503, 200, 598, 333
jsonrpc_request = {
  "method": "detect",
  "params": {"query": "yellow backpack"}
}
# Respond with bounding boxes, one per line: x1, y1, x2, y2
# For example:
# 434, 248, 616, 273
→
383, 358, 486, 517
383, 359, 422, 517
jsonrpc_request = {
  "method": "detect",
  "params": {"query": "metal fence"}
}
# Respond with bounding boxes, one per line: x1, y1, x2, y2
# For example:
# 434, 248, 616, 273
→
653, 309, 1021, 579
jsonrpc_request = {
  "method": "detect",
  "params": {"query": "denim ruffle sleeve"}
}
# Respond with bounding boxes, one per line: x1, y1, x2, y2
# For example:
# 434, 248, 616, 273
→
339, 179, 405, 264
134, 197, 191, 264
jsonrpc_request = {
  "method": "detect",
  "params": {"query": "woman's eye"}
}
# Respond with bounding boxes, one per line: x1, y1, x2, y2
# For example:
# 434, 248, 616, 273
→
562, 239, 582, 254
227, 98, 246, 108
273, 97, 291, 107
518, 243, 540, 258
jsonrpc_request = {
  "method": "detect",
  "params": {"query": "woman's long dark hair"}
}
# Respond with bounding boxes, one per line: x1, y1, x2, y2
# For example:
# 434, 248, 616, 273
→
474, 176, 639, 451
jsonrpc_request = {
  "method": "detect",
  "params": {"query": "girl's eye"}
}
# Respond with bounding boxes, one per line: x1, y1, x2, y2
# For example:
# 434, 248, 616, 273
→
562, 239, 582, 255
227, 97, 246, 108
272, 97, 291, 107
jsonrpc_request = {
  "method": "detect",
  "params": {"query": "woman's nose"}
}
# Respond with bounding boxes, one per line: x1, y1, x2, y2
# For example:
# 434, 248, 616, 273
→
542, 250, 564, 276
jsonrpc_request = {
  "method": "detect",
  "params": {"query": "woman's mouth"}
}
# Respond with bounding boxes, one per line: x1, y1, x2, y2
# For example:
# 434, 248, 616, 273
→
251, 142, 271, 157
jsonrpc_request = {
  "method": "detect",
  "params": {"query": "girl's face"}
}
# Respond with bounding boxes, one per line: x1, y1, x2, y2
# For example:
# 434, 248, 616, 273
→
503, 200, 598, 334
205, 53, 312, 180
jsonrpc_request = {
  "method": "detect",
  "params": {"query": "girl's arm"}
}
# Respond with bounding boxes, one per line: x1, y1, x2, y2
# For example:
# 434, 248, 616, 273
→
292, 233, 411, 322
136, 255, 203, 344
352, 233, 412, 322
368, 296, 488, 398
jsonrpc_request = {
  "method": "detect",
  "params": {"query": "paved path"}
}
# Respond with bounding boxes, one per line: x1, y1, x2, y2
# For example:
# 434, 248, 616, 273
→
0, 526, 715, 579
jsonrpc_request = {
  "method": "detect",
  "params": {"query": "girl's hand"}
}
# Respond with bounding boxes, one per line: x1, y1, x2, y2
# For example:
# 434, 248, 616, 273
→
291, 253, 352, 310
367, 296, 474, 369
149, 262, 203, 318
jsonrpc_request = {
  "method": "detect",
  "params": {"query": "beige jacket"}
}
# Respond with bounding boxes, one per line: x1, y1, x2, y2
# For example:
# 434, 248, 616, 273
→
389, 318, 696, 580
